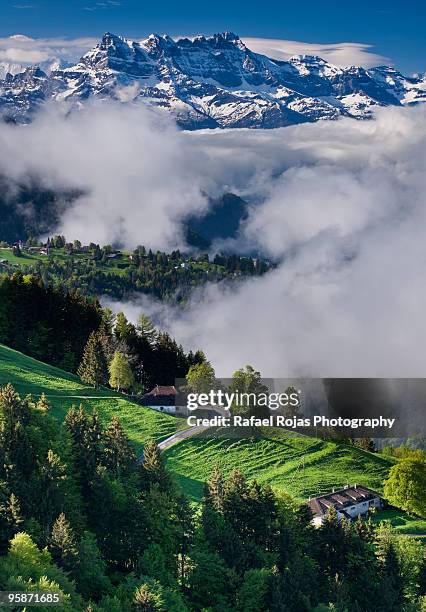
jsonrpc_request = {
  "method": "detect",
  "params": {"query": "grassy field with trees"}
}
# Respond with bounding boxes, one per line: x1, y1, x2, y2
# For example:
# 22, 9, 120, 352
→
0, 238, 271, 302
0, 270, 424, 609
0, 343, 182, 453
0, 381, 425, 610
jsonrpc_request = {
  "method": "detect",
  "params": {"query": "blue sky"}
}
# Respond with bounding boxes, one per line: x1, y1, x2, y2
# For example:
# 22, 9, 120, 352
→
1, 0, 425, 73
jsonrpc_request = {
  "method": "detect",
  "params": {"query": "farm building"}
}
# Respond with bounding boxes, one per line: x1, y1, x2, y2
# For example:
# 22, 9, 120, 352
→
308, 485, 382, 526
140, 385, 188, 415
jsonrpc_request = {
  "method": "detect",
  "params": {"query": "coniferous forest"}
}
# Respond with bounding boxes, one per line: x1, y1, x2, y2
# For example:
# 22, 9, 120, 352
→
0, 384, 425, 611
0, 262, 425, 611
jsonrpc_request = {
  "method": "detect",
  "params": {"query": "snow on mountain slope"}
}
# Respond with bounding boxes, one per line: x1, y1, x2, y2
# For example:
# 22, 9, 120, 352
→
0, 31, 425, 128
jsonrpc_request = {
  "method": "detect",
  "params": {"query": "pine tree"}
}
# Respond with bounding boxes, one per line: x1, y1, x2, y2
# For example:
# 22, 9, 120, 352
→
0, 383, 29, 424
137, 314, 158, 346
104, 416, 135, 475
87, 409, 104, 472
38, 450, 68, 532
75, 531, 111, 600
114, 312, 135, 342
381, 543, 405, 610
77, 331, 108, 388
64, 405, 89, 449
132, 582, 164, 611
0, 492, 23, 553
204, 466, 225, 512
101, 308, 115, 336
109, 351, 134, 392
35, 393, 49, 412
49, 513, 79, 573
140, 440, 170, 490
65, 406, 103, 495
0, 388, 34, 488
317, 505, 347, 584
7, 493, 22, 528
188, 547, 231, 611
354, 513, 375, 543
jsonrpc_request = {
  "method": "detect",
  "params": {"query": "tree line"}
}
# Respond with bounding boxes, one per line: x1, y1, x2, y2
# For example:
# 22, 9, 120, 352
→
0, 272, 102, 372
77, 311, 204, 394
0, 272, 204, 391
3, 239, 270, 302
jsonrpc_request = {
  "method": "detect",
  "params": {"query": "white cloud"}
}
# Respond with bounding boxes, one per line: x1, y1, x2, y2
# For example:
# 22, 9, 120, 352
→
0, 47, 49, 63
0, 102, 209, 249
106, 106, 426, 378
1, 101, 426, 377
0, 34, 97, 70
243, 37, 390, 68
84, 0, 122, 9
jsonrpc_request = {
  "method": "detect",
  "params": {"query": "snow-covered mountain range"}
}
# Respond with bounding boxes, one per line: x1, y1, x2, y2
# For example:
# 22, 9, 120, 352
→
1, 31, 425, 129
0, 58, 70, 80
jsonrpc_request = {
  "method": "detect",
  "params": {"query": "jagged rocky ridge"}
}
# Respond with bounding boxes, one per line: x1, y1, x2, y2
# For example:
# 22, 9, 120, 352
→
1, 31, 425, 129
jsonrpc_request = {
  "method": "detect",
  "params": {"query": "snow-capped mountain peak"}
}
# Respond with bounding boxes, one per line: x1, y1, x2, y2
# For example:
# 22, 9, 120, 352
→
0, 31, 425, 129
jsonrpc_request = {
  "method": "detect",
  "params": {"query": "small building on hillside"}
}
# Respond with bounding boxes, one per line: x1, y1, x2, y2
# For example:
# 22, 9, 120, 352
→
140, 385, 181, 415
308, 485, 382, 527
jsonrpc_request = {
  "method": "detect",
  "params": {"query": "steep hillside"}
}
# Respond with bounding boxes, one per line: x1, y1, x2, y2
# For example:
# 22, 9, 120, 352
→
0, 343, 181, 451
163, 427, 395, 502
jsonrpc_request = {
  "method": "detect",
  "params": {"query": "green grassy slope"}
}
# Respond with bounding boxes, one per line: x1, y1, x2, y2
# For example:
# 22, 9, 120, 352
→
164, 427, 396, 502
371, 508, 426, 538
2, 343, 424, 535
0, 343, 182, 452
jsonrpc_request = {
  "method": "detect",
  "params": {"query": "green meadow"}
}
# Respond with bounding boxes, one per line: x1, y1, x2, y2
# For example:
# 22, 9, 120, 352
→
163, 427, 395, 502
1, 342, 425, 536
0, 343, 182, 453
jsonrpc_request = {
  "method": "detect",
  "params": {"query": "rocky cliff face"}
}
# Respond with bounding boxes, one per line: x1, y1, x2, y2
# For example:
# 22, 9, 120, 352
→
1, 31, 425, 128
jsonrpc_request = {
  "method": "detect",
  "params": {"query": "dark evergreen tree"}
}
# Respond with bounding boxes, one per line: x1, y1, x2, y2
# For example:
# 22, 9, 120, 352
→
203, 466, 225, 512
49, 513, 79, 574
380, 543, 405, 611
114, 312, 135, 343
0, 491, 23, 554
77, 331, 109, 388
75, 531, 112, 600
104, 416, 135, 476
37, 449, 68, 534
140, 440, 170, 491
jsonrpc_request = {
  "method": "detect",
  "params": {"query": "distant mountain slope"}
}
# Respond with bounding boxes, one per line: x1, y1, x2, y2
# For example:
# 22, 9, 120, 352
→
185, 193, 249, 247
0, 343, 181, 451
0, 177, 79, 244
0, 179, 247, 246
1, 31, 425, 128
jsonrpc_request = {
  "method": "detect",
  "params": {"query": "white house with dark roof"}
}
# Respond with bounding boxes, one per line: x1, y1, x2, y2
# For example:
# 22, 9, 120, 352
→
140, 385, 178, 414
139, 385, 189, 416
307, 485, 382, 527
